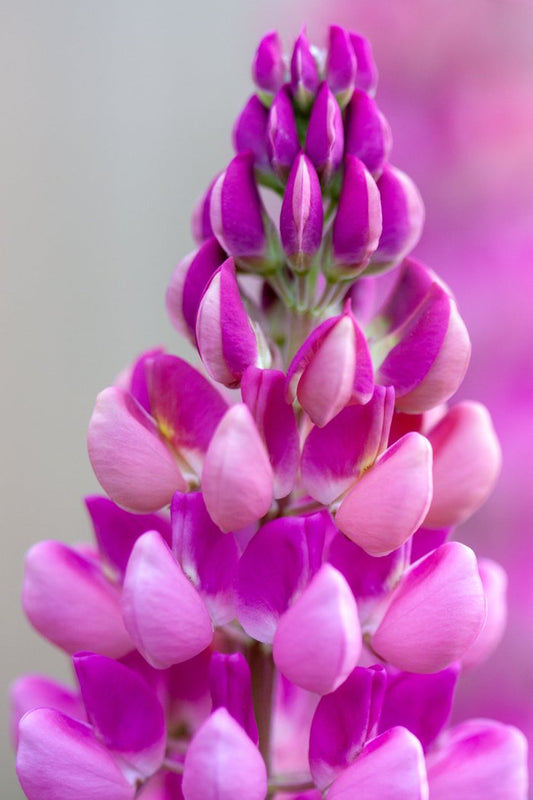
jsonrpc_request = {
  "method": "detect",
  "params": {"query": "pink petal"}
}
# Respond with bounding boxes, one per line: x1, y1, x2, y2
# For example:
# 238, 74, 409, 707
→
22, 541, 133, 658
73, 653, 166, 780
426, 719, 528, 800
327, 727, 428, 799
273, 564, 361, 694
122, 532, 213, 669
88, 387, 185, 513
16, 708, 135, 800
182, 708, 267, 800
9, 675, 84, 748
209, 652, 258, 744
372, 542, 486, 673
424, 401, 502, 527
462, 558, 507, 669
335, 432, 433, 556
201, 404, 274, 532
241, 367, 299, 499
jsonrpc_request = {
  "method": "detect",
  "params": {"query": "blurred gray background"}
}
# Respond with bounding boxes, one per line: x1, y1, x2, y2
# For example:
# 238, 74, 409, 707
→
2, 1, 531, 797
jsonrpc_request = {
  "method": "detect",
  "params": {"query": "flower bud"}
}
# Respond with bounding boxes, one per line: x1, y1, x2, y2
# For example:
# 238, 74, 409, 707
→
273, 564, 361, 694
165, 237, 226, 342
209, 653, 258, 743
305, 82, 344, 186
290, 27, 319, 111
280, 152, 324, 274
287, 302, 374, 427
326, 25, 357, 108
350, 32, 378, 95
191, 175, 218, 244
252, 31, 285, 96
328, 154, 382, 279
369, 164, 425, 273
210, 152, 281, 272
345, 89, 392, 176
267, 86, 300, 181
372, 542, 486, 673
232, 95, 270, 171
196, 258, 268, 388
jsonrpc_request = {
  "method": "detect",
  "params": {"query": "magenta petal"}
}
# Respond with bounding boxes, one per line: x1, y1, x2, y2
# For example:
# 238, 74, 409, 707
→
301, 385, 394, 505
280, 152, 324, 273
128, 347, 165, 414
372, 542, 486, 673
273, 564, 361, 694
122, 532, 213, 669
309, 665, 386, 789
378, 667, 459, 749
252, 31, 285, 94
305, 82, 344, 184
196, 258, 260, 388
166, 238, 227, 342
232, 95, 270, 169
209, 652, 258, 744
328, 531, 404, 601
330, 155, 382, 278
236, 512, 327, 642
85, 495, 171, 575
327, 727, 428, 799
370, 164, 425, 271
267, 86, 300, 180
290, 28, 320, 110
350, 32, 378, 95
462, 558, 507, 669
335, 432, 433, 557
73, 653, 166, 779
16, 709, 135, 800
137, 771, 184, 800
201, 404, 274, 532
424, 401, 501, 528
147, 353, 228, 474
426, 720, 528, 800
22, 541, 132, 657
182, 708, 267, 800
171, 492, 239, 625
241, 367, 299, 499
9, 675, 84, 748
345, 90, 392, 176
88, 387, 186, 513
326, 25, 357, 104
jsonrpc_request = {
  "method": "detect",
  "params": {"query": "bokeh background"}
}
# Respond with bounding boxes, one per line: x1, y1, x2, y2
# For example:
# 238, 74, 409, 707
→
2, 1, 532, 796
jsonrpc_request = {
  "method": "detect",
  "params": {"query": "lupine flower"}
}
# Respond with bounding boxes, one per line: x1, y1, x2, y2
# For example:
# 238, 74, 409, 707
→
13, 24, 528, 800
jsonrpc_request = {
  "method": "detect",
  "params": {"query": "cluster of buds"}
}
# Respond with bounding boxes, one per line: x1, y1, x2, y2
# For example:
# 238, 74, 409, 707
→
13, 26, 528, 799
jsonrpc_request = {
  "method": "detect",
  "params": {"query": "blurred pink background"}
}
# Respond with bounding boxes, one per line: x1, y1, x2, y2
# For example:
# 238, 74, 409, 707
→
1, 1, 531, 796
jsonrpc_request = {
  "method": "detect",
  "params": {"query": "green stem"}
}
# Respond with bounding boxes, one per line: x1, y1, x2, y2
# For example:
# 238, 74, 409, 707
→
249, 641, 275, 775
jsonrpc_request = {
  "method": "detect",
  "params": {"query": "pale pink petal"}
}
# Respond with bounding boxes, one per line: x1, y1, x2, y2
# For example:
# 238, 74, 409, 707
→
335, 432, 433, 556
462, 558, 507, 669
327, 727, 428, 799
88, 387, 185, 513
22, 541, 133, 658
273, 564, 361, 694
201, 404, 274, 532
9, 675, 85, 747
182, 708, 267, 800
122, 532, 213, 669
372, 542, 486, 672
16, 708, 135, 800
424, 401, 502, 527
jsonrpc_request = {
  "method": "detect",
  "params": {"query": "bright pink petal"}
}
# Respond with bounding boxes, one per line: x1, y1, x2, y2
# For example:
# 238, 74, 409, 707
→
462, 558, 507, 669
16, 708, 135, 800
22, 541, 133, 658
9, 675, 84, 748
372, 542, 486, 672
182, 708, 267, 800
73, 653, 166, 780
426, 719, 528, 800
327, 727, 428, 799
273, 564, 361, 694
88, 387, 185, 513
424, 401, 502, 527
201, 404, 274, 532
122, 532, 213, 669
335, 432, 433, 556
